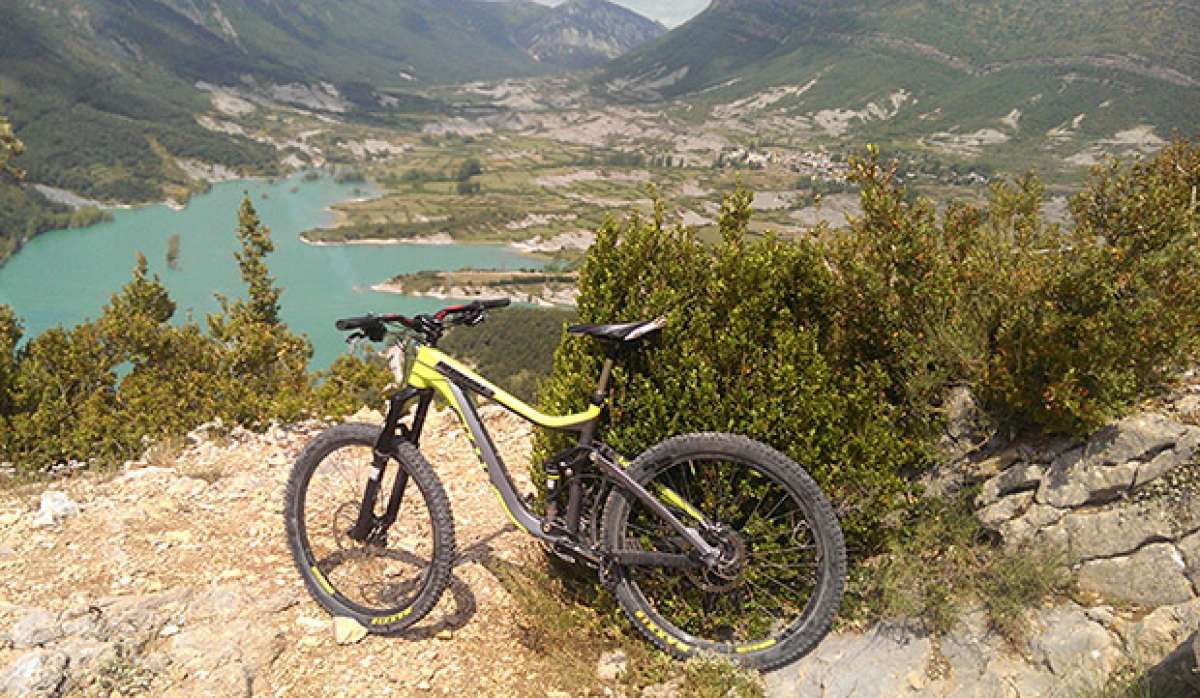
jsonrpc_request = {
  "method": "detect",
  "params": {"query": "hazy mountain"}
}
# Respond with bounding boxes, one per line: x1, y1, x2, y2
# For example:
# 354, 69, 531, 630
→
514, 0, 667, 69
0, 0, 663, 204
37, 0, 552, 88
602, 0, 1200, 159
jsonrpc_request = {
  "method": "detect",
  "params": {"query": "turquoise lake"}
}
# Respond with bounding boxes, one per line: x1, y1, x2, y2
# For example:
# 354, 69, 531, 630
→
0, 174, 540, 368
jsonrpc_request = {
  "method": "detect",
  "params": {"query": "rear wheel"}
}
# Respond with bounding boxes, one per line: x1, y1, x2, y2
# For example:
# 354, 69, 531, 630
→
285, 423, 455, 633
601, 433, 845, 670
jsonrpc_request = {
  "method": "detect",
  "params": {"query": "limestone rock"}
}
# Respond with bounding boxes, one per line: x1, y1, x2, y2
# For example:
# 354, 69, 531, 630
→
596, 649, 627, 682
641, 677, 683, 698
1178, 529, 1200, 587
765, 624, 931, 697
1084, 413, 1189, 467
1077, 544, 1195, 607
98, 588, 191, 645
977, 464, 1044, 507
1038, 414, 1200, 507
0, 650, 68, 698
8, 608, 61, 648
938, 385, 992, 462
149, 602, 284, 697
58, 638, 116, 686
1059, 502, 1181, 563
932, 609, 1023, 697
1136, 430, 1200, 486
977, 491, 1033, 531
29, 491, 79, 529
1027, 603, 1122, 681
333, 616, 367, 645
997, 504, 1065, 547
1117, 599, 1200, 664
1036, 447, 1088, 508
161, 662, 250, 698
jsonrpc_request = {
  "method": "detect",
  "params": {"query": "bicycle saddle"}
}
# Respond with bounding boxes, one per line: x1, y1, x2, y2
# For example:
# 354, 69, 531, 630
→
568, 318, 665, 345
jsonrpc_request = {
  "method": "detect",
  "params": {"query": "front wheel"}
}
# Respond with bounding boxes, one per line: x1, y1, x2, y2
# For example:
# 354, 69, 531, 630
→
600, 433, 846, 671
284, 423, 456, 633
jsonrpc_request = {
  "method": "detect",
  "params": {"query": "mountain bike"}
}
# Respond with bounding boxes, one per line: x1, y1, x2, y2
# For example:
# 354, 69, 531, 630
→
284, 299, 846, 670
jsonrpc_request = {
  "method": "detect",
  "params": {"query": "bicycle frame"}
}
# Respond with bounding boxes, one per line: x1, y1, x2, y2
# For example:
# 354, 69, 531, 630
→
356, 344, 721, 564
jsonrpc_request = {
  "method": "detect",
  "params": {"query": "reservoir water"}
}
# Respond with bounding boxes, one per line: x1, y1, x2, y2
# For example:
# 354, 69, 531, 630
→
0, 174, 540, 367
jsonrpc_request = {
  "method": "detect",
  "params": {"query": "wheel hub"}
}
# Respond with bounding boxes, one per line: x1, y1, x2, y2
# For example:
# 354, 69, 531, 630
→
333, 502, 388, 551
687, 526, 748, 592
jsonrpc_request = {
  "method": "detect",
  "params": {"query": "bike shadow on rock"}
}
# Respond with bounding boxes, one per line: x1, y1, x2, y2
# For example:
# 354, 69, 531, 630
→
399, 523, 518, 641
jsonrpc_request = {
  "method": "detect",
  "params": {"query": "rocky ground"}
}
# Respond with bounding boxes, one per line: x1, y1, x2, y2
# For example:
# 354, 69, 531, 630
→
766, 389, 1200, 698
2, 394, 1200, 696
0, 407, 593, 697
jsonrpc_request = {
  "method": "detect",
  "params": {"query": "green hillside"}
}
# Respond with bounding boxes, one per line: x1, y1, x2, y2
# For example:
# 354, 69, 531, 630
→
601, 0, 1200, 172
0, 0, 544, 205
0, 3, 281, 204
137, 0, 553, 87
0, 0, 671, 206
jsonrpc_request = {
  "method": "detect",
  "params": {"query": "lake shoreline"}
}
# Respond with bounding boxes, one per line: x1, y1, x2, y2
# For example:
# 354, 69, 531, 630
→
0, 173, 545, 369
371, 270, 579, 308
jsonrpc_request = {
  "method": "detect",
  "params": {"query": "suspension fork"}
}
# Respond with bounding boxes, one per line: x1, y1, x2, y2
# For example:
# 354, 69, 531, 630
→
348, 388, 433, 542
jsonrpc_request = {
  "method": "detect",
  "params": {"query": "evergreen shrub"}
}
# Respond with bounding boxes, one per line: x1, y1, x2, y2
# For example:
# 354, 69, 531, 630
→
536, 141, 1200, 551
536, 193, 927, 550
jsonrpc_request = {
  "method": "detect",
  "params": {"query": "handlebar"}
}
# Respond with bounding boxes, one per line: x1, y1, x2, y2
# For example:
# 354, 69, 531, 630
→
335, 299, 511, 344
335, 313, 410, 332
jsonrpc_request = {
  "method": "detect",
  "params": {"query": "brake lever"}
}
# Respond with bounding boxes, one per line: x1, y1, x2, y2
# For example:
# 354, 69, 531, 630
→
345, 330, 367, 344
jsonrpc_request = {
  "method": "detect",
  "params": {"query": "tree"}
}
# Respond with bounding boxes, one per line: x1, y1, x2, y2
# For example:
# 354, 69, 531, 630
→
229, 196, 282, 325
166, 234, 181, 270
455, 158, 482, 182
0, 306, 22, 420
0, 113, 23, 181
208, 196, 312, 425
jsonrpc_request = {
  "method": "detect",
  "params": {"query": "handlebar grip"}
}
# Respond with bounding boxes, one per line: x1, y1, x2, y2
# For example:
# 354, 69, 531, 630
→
336, 316, 376, 331
478, 299, 511, 310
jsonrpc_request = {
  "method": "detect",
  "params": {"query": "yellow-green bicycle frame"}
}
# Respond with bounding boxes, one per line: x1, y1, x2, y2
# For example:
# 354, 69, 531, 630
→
395, 345, 719, 562
408, 347, 601, 430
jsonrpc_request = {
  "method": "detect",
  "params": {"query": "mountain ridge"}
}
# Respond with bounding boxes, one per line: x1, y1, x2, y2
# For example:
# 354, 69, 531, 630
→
599, 0, 1200, 170
516, 0, 667, 69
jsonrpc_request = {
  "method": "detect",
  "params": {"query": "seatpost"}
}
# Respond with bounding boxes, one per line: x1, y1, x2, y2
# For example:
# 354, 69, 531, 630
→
592, 358, 615, 405
579, 357, 615, 447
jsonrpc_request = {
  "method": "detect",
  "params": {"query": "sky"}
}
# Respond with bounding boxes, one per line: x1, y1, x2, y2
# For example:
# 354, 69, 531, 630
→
533, 0, 710, 27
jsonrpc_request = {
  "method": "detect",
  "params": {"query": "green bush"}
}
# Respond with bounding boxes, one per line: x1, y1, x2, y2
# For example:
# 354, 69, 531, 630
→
0, 114, 23, 178
536, 194, 927, 550
980, 142, 1200, 433
0, 197, 389, 472
824, 141, 1200, 436
536, 140, 1200, 556
455, 158, 483, 182
312, 353, 395, 417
